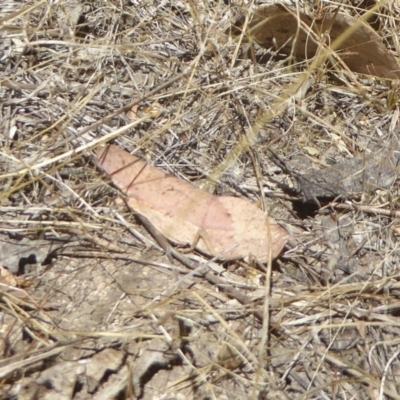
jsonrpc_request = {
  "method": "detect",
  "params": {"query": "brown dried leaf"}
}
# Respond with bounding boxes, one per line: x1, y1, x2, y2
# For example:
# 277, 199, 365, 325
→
97, 145, 288, 262
234, 4, 400, 79
127, 104, 138, 121
0, 266, 17, 287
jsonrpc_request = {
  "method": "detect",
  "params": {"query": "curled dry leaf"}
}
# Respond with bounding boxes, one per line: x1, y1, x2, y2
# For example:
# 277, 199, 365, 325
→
232, 4, 400, 79
97, 145, 289, 262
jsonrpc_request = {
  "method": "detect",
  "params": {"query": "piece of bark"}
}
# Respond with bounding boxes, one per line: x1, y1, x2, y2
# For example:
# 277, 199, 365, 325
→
97, 145, 288, 262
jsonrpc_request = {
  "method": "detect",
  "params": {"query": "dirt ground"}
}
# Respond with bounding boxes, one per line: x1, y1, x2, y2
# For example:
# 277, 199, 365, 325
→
2, 0, 400, 399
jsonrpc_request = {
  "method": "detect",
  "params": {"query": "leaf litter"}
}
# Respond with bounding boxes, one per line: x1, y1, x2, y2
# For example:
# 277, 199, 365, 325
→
2, 0, 400, 399
97, 144, 289, 262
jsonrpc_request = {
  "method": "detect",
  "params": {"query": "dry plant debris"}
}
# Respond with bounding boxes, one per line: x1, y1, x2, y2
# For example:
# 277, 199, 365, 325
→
2, 0, 400, 399
97, 144, 289, 261
232, 3, 400, 79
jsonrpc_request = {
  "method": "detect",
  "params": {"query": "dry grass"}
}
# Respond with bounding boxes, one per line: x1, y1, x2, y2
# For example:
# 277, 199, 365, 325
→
1, 0, 400, 399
